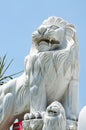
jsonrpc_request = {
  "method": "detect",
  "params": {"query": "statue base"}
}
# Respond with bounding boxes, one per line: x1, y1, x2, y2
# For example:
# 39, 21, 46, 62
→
22, 119, 77, 130
23, 119, 43, 130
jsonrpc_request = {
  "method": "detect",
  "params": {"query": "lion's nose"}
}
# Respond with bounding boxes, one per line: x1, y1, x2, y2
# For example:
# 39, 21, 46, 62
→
38, 26, 47, 35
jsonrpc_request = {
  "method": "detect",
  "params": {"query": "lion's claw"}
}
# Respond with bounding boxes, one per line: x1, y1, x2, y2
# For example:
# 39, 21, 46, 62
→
24, 111, 42, 120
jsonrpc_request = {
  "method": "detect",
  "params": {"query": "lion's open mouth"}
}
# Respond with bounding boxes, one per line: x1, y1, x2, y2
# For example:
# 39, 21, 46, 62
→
34, 38, 61, 52
47, 109, 59, 116
48, 109, 57, 114
47, 105, 60, 116
37, 38, 60, 45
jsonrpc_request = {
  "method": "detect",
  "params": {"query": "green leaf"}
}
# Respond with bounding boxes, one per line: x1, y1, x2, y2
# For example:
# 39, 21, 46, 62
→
0, 54, 23, 85
1, 59, 13, 77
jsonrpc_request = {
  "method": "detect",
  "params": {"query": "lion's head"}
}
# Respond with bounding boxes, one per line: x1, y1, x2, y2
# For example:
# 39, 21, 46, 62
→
32, 16, 78, 52
46, 101, 65, 117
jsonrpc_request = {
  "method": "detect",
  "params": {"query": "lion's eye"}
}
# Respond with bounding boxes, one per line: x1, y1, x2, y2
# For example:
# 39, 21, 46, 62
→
50, 25, 59, 30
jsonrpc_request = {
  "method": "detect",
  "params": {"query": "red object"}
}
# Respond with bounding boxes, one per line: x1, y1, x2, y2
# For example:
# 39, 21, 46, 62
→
13, 122, 23, 130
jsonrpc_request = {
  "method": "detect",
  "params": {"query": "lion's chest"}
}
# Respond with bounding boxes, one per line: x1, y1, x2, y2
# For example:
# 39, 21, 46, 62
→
25, 52, 71, 103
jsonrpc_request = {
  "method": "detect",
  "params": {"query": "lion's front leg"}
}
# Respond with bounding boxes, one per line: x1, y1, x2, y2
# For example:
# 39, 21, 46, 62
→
0, 93, 14, 130
62, 79, 78, 130
24, 83, 46, 119
30, 83, 46, 113
23, 83, 46, 130
0, 79, 17, 130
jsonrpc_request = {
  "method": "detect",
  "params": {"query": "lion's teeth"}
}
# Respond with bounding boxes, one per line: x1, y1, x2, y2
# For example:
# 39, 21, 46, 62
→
49, 43, 51, 47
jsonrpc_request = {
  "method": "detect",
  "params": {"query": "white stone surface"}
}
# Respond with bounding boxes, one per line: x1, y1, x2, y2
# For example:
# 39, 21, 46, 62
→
0, 16, 79, 130
78, 106, 86, 130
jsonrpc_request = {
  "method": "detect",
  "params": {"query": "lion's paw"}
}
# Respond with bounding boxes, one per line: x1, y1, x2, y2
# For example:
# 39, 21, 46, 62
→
24, 111, 42, 120
23, 112, 43, 130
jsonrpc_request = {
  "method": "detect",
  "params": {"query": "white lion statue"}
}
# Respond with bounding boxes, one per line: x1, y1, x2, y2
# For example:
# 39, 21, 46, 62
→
0, 16, 79, 130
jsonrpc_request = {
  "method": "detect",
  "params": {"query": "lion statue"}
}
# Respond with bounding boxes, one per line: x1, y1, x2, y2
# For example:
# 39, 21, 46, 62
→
0, 16, 79, 130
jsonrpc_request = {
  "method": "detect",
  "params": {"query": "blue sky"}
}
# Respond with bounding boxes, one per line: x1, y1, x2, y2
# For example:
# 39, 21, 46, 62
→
0, 0, 86, 112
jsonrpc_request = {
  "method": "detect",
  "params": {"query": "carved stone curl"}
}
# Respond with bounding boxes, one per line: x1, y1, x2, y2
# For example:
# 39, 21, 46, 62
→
42, 101, 66, 130
0, 16, 79, 130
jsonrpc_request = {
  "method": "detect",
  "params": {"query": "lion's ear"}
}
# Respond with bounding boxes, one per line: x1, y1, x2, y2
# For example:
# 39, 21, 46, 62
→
65, 25, 75, 37
65, 25, 78, 44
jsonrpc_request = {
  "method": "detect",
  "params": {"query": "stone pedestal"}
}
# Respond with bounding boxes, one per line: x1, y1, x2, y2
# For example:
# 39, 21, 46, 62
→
66, 120, 77, 130
23, 119, 77, 130
23, 119, 43, 130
